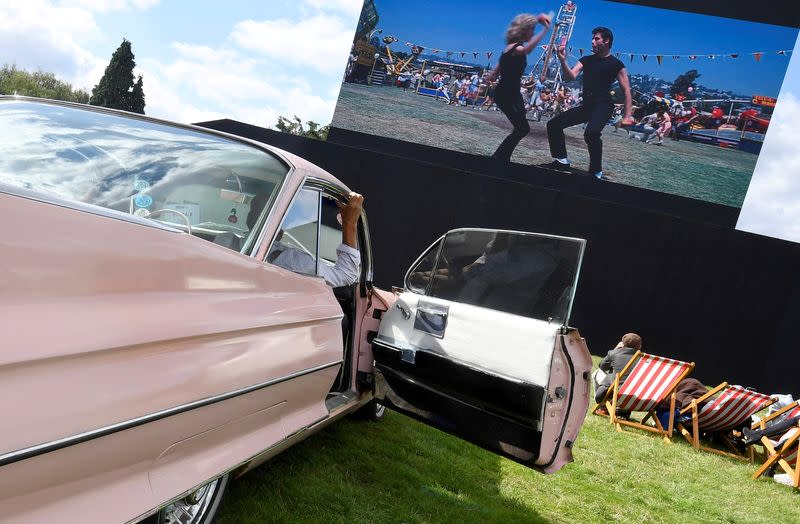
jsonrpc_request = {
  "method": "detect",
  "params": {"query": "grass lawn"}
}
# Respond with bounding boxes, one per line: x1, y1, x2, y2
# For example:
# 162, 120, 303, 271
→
217, 357, 798, 523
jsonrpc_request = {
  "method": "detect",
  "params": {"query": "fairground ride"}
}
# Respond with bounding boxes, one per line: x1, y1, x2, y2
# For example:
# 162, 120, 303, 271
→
381, 36, 424, 77
531, 1, 578, 93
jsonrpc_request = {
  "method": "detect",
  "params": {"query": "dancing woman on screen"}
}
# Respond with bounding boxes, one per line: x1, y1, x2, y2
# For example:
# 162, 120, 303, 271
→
487, 12, 551, 162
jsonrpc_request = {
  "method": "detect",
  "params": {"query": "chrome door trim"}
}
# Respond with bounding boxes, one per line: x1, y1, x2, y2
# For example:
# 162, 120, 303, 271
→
0, 360, 343, 469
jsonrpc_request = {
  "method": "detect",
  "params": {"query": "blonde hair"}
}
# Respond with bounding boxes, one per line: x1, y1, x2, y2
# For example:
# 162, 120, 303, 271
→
506, 13, 537, 44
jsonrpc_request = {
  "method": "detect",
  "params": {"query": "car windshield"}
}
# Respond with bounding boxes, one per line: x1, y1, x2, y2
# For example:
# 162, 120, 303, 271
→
0, 100, 288, 254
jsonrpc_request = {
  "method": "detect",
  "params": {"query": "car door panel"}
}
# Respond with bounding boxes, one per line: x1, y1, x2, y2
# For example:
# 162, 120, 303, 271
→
372, 229, 591, 472
0, 193, 344, 521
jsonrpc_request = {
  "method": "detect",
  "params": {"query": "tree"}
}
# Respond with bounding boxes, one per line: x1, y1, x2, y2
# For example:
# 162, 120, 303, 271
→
0, 65, 90, 103
671, 69, 701, 98
90, 39, 146, 114
274, 115, 330, 141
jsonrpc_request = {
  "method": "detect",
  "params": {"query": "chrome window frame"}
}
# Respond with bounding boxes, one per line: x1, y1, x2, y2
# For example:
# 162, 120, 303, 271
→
264, 175, 373, 284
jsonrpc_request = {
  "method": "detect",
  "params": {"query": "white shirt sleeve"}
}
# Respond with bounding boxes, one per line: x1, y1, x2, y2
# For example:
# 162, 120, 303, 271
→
318, 243, 361, 287
269, 242, 360, 288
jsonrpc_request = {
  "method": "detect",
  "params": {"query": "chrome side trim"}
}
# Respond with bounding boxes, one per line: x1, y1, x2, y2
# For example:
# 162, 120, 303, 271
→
126, 411, 334, 524
0, 360, 343, 469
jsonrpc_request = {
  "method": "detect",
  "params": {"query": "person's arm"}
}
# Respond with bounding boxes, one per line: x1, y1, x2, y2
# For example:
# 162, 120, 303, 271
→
338, 192, 362, 248
598, 352, 614, 373
315, 192, 364, 287
556, 45, 583, 81
513, 14, 552, 56
617, 68, 634, 126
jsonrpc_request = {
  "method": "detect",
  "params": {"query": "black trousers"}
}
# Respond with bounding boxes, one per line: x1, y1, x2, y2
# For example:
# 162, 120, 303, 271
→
547, 101, 614, 174
493, 89, 530, 162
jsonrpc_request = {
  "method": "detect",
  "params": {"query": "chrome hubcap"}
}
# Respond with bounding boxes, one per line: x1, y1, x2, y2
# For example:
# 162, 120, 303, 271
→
159, 478, 220, 524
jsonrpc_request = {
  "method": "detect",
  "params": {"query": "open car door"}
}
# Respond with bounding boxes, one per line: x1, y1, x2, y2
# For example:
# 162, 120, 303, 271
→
372, 229, 592, 473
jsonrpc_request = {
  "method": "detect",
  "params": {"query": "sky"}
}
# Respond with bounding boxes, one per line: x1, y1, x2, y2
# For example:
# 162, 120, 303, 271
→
0, 0, 798, 243
736, 34, 800, 243
375, 0, 798, 96
0, 0, 363, 126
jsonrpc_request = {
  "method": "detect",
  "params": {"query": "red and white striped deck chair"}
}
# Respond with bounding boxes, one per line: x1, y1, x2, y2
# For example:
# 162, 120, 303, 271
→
677, 382, 774, 460
601, 351, 694, 440
753, 403, 800, 487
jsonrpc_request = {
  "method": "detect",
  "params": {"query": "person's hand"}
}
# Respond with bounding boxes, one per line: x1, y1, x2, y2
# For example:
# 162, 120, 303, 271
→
537, 13, 551, 29
620, 116, 635, 127
557, 45, 567, 62
614, 341, 624, 349
338, 192, 364, 228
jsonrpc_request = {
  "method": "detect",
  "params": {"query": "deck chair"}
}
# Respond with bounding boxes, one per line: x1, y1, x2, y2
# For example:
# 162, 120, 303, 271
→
752, 402, 800, 487
592, 351, 695, 441
676, 383, 774, 461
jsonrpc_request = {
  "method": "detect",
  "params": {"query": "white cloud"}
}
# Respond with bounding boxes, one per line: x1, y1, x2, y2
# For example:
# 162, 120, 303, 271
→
0, 1, 356, 128
303, 0, 363, 17
58, 0, 160, 12
736, 92, 800, 243
231, 15, 355, 75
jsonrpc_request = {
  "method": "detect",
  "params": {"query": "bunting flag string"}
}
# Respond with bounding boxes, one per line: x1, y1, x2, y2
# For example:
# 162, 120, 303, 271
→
392, 37, 791, 64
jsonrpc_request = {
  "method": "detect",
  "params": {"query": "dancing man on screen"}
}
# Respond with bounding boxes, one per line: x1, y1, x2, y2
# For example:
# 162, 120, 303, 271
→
487, 12, 551, 162
545, 27, 634, 180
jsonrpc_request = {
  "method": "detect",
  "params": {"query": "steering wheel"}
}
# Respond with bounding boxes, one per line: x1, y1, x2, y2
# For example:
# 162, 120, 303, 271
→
145, 209, 193, 236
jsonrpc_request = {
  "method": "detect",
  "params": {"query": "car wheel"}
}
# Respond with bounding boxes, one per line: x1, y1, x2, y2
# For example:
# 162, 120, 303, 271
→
357, 399, 386, 422
147, 473, 230, 524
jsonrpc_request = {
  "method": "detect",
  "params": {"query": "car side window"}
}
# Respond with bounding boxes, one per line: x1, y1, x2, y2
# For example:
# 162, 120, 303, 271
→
405, 240, 443, 294
267, 188, 320, 277
406, 230, 583, 322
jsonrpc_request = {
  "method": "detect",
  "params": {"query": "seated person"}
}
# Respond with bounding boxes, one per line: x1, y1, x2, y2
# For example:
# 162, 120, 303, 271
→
742, 406, 800, 446
250, 191, 364, 288
655, 377, 708, 430
593, 332, 642, 405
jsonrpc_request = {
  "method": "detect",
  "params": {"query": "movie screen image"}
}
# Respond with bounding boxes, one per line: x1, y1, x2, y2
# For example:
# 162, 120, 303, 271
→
332, 0, 799, 208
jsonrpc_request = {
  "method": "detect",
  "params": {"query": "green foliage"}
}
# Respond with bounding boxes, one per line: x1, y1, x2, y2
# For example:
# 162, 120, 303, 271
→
274, 115, 330, 141
217, 355, 800, 524
671, 69, 701, 98
0, 65, 90, 103
90, 38, 146, 114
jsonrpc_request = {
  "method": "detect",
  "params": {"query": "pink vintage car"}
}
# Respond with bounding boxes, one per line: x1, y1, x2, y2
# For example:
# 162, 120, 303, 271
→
0, 97, 592, 524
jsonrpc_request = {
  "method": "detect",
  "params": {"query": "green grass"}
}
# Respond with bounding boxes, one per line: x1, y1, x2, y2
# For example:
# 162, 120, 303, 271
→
217, 357, 798, 524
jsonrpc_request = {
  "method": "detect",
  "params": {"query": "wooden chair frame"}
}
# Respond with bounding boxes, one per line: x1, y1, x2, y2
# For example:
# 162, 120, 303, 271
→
752, 401, 800, 487
592, 350, 695, 442
676, 382, 775, 462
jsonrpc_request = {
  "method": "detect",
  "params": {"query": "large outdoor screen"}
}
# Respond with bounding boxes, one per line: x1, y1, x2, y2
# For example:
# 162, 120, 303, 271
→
331, 0, 799, 209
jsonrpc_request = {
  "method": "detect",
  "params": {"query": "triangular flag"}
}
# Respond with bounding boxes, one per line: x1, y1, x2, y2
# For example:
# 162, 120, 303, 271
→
689, 55, 697, 60
708, 54, 716, 59
629, 53, 634, 63
778, 50, 787, 56
642, 54, 648, 62
487, 51, 493, 59
729, 53, 739, 59
673, 55, 681, 60
754, 52, 763, 62
656, 55, 663, 65
460, 52, 465, 58
473, 52, 478, 59
615, 52, 621, 59
579, 48, 584, 56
